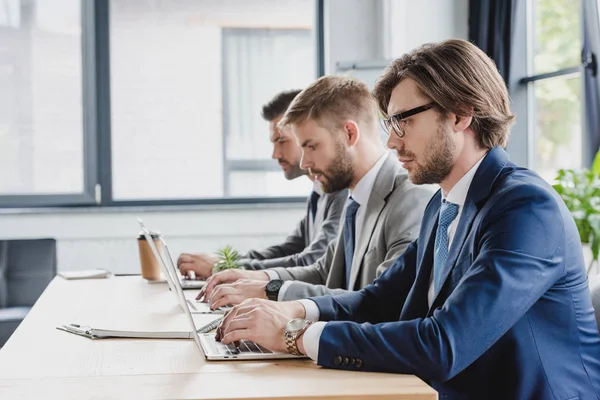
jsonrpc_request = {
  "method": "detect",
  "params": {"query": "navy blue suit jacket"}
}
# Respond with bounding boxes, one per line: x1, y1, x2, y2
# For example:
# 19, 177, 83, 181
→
311, 147, 600, 399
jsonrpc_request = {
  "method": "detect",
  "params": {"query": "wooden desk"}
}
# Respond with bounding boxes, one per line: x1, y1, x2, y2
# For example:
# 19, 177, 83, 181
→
0, 276, 437, 400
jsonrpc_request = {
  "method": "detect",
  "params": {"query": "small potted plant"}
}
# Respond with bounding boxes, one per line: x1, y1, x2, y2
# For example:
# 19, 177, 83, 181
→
213, 245, 243, 273
553, 168, 600, 274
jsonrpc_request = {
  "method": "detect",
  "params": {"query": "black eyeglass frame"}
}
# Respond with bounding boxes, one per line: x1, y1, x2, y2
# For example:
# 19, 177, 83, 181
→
383, 102, 436, 138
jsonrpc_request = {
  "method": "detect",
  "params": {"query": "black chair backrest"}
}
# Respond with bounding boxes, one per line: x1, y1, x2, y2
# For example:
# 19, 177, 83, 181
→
0, 239, 57, 308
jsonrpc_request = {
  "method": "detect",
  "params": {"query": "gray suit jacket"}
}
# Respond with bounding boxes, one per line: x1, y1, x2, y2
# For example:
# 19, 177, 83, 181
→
239, 188, 348, 270
271, 153, 435, 300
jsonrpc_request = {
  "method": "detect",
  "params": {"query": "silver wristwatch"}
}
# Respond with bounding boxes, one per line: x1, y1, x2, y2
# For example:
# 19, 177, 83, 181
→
284, 318, 313, 356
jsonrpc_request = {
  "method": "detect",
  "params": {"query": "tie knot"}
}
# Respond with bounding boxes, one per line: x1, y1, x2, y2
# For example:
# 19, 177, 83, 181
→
439, 201, 459, 229
345, 197, 360, 218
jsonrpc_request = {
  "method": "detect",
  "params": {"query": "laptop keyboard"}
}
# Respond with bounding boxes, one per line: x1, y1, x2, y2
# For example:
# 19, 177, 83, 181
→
217, 340, 273, 355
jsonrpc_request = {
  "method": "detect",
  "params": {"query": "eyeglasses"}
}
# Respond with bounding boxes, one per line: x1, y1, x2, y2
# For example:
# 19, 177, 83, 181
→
383, 103, 436, 138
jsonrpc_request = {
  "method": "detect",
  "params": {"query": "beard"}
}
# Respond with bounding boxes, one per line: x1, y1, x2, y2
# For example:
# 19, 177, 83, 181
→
401, 122, 455, 185
279, 160, 304, 180
312, 139, 355, 193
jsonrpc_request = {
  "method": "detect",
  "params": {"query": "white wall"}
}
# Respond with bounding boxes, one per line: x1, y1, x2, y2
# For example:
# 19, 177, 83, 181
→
0, 205, 305, 274
0, 0, 469, 273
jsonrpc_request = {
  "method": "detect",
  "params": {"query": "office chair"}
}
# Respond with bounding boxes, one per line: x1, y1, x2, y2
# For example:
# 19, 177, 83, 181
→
0, 239, 56, 347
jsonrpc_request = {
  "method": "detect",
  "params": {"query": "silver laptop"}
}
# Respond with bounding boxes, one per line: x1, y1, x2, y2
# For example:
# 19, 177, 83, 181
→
138, 219, 227, 315
176, 280, 306, 361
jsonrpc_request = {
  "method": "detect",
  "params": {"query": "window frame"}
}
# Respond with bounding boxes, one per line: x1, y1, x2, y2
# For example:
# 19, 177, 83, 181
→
508, 0, 585, 170
0, 0, 325, 209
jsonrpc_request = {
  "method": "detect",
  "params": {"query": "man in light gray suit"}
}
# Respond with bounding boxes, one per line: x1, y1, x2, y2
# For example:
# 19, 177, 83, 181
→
199, 76, 433, 307
178, 90, 347, 279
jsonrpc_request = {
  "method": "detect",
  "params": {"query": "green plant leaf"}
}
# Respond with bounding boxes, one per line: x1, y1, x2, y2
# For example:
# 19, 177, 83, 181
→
213, 245, 242, 272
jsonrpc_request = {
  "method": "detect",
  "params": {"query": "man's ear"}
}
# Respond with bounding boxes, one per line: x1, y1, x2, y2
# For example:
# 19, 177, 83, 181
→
454, 113, 473, 133
343, 120, 360, 146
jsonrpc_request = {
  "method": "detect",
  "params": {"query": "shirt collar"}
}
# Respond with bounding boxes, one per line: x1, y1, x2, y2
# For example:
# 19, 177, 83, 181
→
313, 180, 324, 196
350, 153, 388, 206
444, 154, 486, 207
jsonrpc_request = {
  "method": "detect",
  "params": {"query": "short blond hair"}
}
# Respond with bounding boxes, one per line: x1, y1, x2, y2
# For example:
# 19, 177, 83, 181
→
280, 75, 378, 135
372, 39, 515, 149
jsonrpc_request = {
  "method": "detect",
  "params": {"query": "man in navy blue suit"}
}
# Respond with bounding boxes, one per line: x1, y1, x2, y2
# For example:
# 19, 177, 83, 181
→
215, 39, 600, 399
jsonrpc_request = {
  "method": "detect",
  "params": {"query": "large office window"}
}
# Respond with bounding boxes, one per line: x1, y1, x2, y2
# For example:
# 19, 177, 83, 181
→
0, 0, 321, 207
222, 28, 315, 197
523, 0, 583, 181
0, 0, 86, 197
109, 0, 316, 201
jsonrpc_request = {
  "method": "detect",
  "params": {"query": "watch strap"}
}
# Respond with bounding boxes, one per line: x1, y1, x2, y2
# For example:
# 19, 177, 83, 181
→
285, 320, 313, 356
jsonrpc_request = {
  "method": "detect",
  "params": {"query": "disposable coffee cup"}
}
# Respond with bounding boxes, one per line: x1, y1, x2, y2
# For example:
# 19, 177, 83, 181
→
137, 231, 163, 281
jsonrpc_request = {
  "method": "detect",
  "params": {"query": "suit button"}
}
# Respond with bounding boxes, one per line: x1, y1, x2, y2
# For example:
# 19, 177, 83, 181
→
349, 358, 356, 365
355, 359, 363, 368
342, 357, 349, 365
334, 356, 342, 365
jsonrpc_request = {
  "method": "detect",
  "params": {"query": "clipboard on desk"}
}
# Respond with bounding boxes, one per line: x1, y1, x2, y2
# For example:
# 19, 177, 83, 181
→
57, 318, 223, 340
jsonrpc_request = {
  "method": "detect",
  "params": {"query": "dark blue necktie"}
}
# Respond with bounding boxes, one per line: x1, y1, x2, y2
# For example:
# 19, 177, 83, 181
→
343, 197, 360, 290
309, 191, 321, 223
433, 201, 459, 293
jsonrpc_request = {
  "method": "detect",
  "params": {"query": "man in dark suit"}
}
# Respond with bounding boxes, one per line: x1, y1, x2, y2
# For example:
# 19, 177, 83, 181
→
215, 39, 600, 399
178, 90, 347, 278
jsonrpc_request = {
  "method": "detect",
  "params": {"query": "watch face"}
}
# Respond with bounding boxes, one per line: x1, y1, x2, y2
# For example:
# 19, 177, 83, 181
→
266, 279, 283, 292
286, 318, 307, 333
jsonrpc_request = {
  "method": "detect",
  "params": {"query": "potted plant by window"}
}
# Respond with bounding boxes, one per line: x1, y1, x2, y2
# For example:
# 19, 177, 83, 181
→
553, 168, 600, 274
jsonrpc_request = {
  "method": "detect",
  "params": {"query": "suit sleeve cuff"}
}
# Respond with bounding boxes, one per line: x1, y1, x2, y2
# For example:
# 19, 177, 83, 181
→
298, 299, 320, 321
301, 321, 327, 361
277, 281, 293, 301
264, 269, 279, 280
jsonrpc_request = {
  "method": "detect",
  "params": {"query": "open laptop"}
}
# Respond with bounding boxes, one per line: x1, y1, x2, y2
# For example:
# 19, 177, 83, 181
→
177, 279, 306, 361
138, 219, 227, 315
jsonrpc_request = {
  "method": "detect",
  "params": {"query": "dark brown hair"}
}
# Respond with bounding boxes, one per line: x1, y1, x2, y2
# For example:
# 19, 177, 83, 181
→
261, 89, 302, 121
372, 39, 515, 149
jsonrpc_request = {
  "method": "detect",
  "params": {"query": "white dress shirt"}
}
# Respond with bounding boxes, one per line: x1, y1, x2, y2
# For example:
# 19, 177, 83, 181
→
300, 154, 487, 362
267, 153, 388, 301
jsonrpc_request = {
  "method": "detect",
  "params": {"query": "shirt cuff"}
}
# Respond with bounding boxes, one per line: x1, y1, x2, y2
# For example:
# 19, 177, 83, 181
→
264, 269, 279, 280
277, 281, 293, 302
301, 321, 327, 361
298, 299, 320, 321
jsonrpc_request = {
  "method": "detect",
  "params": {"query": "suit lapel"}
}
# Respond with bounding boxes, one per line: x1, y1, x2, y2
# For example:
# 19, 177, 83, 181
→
326, 224, 349, 288
403, 195, 440, 319
311, 194, 326, 241
304, 196, 313, 242
348, 154, 400, 289
428, 147, 512, 309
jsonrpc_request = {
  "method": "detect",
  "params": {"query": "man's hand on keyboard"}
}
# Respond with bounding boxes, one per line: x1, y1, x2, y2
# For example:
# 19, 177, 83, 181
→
197, 269, 269, 301
216, 298, 306, 354
177, 253, 215, 279
207, 279, 268, 310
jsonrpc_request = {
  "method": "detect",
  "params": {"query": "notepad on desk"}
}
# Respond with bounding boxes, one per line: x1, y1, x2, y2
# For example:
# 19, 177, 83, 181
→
58, 269, 111, 280
56, 323, 193, 339
56, 318, 222, 340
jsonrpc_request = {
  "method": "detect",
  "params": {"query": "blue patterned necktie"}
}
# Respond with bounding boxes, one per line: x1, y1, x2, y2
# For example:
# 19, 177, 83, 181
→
433, 201, 459, 293
309, 191, 320, 223
343, 197, 360, 289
